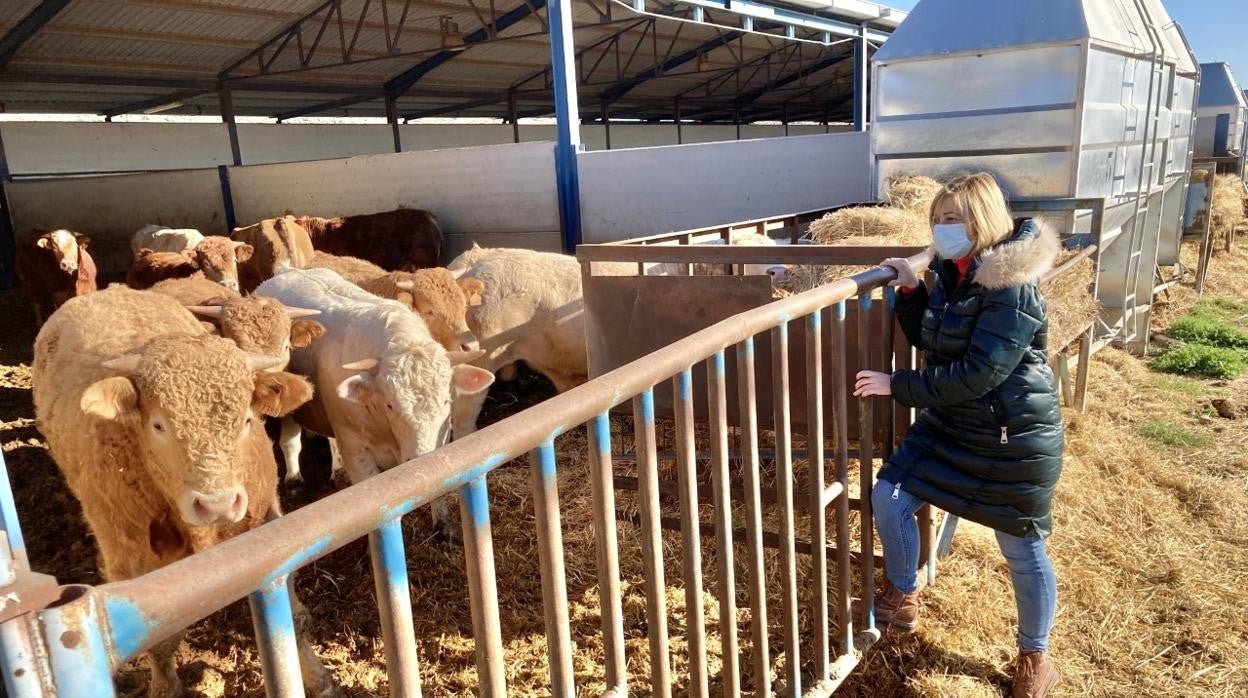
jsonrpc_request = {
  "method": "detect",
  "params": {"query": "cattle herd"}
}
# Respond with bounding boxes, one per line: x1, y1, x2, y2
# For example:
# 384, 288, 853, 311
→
10, 207, 793, 695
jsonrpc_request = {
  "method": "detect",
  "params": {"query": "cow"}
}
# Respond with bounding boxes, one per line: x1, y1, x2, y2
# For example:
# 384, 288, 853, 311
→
126, 248, 198, 290
445, 246, 588, 436
306, 250, 386, 285
30, 286, 341, 698
359, 269, 483, 352
131, 224, 205, 256
192, 236, 253, 293
255, 267, 494, 537
233, 215, 316, 293
294, 209, 442, 272
15, 229, 98, 327
149, 276, 325, 368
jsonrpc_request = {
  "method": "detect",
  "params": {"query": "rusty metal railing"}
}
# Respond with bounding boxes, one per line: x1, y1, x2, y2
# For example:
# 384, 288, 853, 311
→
0, 247, 921, 696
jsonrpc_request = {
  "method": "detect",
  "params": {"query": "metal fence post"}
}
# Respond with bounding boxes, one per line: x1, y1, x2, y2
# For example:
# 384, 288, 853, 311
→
547, 0, 583, 252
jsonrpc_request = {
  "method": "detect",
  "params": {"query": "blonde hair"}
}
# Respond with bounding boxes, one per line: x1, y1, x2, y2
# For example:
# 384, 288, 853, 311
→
929, 172, 1014, 255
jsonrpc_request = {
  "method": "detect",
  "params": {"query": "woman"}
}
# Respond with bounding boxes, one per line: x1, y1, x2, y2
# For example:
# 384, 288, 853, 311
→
854, 173, 1064, 698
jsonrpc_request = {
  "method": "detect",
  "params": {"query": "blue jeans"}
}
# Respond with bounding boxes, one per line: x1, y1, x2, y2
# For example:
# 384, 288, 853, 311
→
871, 479, 1058, 652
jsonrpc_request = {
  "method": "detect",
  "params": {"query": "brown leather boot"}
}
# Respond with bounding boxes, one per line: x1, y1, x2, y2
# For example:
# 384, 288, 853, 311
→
852, 581, 921, 632
1012, 650, 1058, 698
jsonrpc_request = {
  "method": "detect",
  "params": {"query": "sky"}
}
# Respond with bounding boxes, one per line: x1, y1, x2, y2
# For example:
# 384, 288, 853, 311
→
884, 0, 1248, 84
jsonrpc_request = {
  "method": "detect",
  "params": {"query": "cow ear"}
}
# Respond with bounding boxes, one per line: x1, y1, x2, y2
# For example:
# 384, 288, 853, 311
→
36, 237, 51, 249
234, 242, 254, 263
457, 278, 485, 306
199, 321, 219, 334
408, 289, 435, 315
252, 372, 314, 417
452, 365, 494, 396
81, 377, 139, 420
290, 319, 325, 348
336, 373, 374, 404
137, 248, 155, 259
395, 291, 415, 309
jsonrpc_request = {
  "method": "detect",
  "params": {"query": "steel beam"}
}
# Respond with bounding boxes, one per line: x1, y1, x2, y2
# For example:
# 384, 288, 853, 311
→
385, 94, 402, 152
599, 30, 742, 104
548, 0, 582, 252
218, 88, 243, 166
100, 89, 207, 119
671, 0, 889, 42
275, 95, 381, 121
0, 0, 72, 70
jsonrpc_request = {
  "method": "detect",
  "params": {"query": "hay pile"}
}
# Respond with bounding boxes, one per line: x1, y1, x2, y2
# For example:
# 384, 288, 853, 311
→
787, 206, 930, 293
1041, 249, 1099, 353
1211, 174, 1246, 252
884, 175, 944, 216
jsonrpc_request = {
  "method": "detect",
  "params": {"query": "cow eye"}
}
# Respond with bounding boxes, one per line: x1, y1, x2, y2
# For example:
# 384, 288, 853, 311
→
152, 420, 166, 434
386, 402, 394, 411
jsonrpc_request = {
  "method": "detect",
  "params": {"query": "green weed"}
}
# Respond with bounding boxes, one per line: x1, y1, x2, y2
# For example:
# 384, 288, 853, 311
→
1137, 421, 1212, 449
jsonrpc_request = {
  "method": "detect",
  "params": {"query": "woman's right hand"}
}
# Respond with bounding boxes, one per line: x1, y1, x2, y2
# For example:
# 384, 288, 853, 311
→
882, 258, 920, 290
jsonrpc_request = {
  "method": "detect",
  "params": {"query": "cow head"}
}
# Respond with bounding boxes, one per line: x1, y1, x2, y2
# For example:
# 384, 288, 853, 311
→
187, 298, 322, 370
194, 236, 253, 293
35, 230, 85, 275
78, 335, 312, 528
393, 270, 481, 353
336, 346, 493, 464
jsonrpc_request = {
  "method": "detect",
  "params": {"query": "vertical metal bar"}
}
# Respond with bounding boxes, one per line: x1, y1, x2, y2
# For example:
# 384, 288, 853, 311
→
1, 615, 50, 697
856, 294, 876, 632
531, 441, 575, 697
918, 505, 935, 585
831, 300, 853, 655
218, 88, 243, 166
216, 165, 238, 231
735, 338, 770, 697
880, 288, 896, 461
384, 94, 402, 153
770, 323, 800, 696
782, 103, 789, 137
460, 476, 506, 696
38, 591, 114, 698
1075, 327, 1093, 413
806, 310, 830, 682
734, 107, 741, 140
587, 414, 627, 695
548, 0, 583, 252
706, 351, 740, 697
601, 102, 612, 150
852, 25, 868, 132
674, 97, 683, 144
249, 577, 306, 697
0, 450, 27, 566
673, 370, 709, 698
369, 517, 422, 697
507, 90, 520, 144
0, 126, 14, 289
633, 390, 672, 697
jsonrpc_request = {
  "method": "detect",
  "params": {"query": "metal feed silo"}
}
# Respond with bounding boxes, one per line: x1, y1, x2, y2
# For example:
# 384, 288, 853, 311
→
1194, 62, 1248, 175
870, 0, 1198, 354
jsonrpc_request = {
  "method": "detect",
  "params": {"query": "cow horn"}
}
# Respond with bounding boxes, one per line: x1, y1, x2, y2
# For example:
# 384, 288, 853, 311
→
342, 358, 379, 371
101, 354, 142, 374
186, 305, 226, 319
245, 353, 285, 372
283, 306, 321, 318
445, 349, 485, 365
449, 267, 468, 280
393, 279, 415, 290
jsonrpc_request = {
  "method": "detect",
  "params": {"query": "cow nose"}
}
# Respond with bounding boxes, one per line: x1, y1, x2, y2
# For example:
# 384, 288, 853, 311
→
60, 261, 77, 274
458, 333, 480, 352
221, 279, 239, 292
181, 487, 248, 525
769, 267, 792, 284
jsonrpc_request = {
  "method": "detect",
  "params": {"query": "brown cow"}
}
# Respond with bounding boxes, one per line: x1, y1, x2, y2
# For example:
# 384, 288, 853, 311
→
294, 209, 442, 272
358, 269, 482, 352
192, 236, 253, 293
233, 215, 316, 293
306, 250, 386, 285
15, 229, 98, 327
126, 248, 198, 290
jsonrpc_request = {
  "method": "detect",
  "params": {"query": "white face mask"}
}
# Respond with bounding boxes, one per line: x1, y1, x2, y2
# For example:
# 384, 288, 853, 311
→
932, 223, 973, 260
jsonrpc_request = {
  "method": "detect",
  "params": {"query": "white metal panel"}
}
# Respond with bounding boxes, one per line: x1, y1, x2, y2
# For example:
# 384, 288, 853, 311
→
0, 122, 233, 175
876, 152, 1074, 199
227, 141, 560, 234
876, 108, 1075, 155
577, 132, 872, 243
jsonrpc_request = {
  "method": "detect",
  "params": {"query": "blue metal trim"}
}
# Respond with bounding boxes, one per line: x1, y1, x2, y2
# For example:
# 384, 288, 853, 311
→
41, 591, 115, 698
374, 518, 410, 591
0, 617, 45, 697
217, 165, 237, 231
387, 0, 549, 97
677, 369, 692, 401
102, 596, 158, 664
461, 475, 492, 529
536, 440, 557, 481
248, 578, 305, 695
548, 0, 583, 252
0, 450, 26, 557
0, 0, 72, 69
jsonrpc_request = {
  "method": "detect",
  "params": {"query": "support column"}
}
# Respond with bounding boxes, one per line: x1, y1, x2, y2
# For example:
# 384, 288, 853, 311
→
782, 103, 789, 137
548, 0, 583, 252
0, 126, 13, 289
385, 94, 402, 153
853, 24, 868, 132
734, 107, 741, 140
218, 88, 242, 166
601, 102, 611, 150
674, 98, 683, 144
508, 91, 520, 144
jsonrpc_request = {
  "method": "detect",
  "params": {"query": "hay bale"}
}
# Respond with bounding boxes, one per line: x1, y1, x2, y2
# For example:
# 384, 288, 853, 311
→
1042, 249, 1099, 353
885, 175, 944, 216
784, 206, 930, 293
1211, 174, 1246, 252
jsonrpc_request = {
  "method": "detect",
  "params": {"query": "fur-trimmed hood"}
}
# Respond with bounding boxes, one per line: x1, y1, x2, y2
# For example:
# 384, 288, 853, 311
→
972, 218, 1061, 290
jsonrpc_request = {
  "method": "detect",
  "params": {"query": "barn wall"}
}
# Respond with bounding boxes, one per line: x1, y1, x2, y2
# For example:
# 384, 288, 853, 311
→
0, 121, 851, 175
5, 168, 229, 279
576, 131, 873, 243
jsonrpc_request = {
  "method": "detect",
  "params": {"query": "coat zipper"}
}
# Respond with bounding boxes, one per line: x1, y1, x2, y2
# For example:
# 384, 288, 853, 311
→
989, 392, 1009, 444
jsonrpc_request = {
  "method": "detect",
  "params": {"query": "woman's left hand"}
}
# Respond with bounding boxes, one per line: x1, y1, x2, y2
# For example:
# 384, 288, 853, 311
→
854, 370, 892, 397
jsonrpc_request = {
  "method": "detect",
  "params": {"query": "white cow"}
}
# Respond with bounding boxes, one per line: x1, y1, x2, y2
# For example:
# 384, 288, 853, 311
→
131, 224, 206, 256
255, 267, 494, 536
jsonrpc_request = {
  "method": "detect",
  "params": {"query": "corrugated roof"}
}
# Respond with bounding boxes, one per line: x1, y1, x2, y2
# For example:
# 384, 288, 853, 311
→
0, 0, 901, 123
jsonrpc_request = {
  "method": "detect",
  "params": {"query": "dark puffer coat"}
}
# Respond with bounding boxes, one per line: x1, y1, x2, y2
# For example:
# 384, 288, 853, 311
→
877, 218, 1065, 539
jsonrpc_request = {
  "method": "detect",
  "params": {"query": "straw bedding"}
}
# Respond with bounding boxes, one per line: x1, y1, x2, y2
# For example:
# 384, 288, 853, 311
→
883, 175, 944, 216
4, 237, 1248, 696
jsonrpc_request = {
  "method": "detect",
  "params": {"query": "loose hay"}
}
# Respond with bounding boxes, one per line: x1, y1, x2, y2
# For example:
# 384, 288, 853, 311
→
885, 175, 944, 216
1211, 174, 1246, 252
788, 206, 931, 293
1041, 249, 1099, 353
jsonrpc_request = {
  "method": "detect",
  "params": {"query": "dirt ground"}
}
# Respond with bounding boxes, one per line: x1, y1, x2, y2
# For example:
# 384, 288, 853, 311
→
2, 239, 1247, 696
